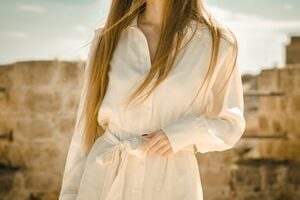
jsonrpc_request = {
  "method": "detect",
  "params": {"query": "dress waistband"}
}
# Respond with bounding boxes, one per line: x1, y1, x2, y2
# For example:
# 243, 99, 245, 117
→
96, 126, 195, 165
93, 127, 195, 200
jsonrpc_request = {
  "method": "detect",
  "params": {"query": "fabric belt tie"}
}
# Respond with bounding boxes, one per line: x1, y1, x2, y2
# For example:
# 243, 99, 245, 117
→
95, 129, 148, 165
95, 128, 148, 200
94, 127, 195, 200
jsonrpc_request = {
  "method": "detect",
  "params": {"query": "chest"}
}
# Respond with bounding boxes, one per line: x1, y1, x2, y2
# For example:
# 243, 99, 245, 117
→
137, 25, 160, 65
100, 28, 212, 117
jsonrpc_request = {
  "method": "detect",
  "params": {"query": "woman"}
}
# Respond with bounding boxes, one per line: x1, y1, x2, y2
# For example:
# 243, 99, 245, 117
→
59, 0, 246, 199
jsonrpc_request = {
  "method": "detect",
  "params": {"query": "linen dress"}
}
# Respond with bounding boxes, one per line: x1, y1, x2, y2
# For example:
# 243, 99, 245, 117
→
59, 15, 246, 200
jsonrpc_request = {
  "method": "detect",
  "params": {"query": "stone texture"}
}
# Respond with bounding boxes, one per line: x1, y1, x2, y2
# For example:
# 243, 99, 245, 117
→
229, 160, 300, 200
0, 60, 84, 199
286, 36, 300, 65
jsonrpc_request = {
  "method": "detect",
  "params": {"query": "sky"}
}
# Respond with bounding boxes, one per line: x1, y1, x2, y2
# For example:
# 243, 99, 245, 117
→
0, 0, 299, 75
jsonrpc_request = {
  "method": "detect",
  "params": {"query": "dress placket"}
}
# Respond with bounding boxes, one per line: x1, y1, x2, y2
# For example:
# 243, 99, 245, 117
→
133, 25, 153, 200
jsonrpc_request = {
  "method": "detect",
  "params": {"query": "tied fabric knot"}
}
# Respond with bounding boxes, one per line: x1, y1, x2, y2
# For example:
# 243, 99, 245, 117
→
95, 128, 149, 200
95, 128, 148, 165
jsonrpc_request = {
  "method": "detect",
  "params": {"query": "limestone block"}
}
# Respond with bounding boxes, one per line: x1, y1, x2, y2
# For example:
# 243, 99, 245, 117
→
23, 88, 62, 113
29, 192, 59, 200
286, 163, 300, 191
56, 62, 83, 86
201, 169, 230, 187
291, 93, 300, 112
230, 160, 300, 200
61, 89, 80, 112
295, 67, 300, 88
258, 69, 279, 91
202, 186, 232, 200
258, 97, 278, 113
4, 142, 27, 168
23, 170, 59, 191
0, 88, 27, 114
230, 164, 261, 192
278, 95, 288, 112
279, 68, 294, 91
258, 115, 269, 133
0, 64, 14, 91
285, 118, 296, 139
14, 61, 56, 87
13, 117, 54, 142
21, 144, 62, 172
244, 113, 259, 135
271, 118, 283, 134
0, 172, 27, 200
54, 115, 75, 136
236, 139, 300, 161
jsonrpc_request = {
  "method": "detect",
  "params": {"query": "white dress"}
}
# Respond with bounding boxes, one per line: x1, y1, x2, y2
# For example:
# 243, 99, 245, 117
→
59, 15, 246, 200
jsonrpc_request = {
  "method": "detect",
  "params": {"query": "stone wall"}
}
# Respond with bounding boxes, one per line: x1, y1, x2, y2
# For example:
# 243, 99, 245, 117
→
0, 60, 85, 200
286, 37, 300, 65
0, 60, 300, 200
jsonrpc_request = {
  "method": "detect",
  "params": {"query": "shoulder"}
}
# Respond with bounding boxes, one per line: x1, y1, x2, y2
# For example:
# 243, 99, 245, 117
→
89, 23, 106, 45
192, 20, 237, 55
94, 22, 106, 34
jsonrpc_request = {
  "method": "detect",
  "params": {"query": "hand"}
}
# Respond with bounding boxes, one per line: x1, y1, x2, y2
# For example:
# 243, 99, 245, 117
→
142, 129, 173, 157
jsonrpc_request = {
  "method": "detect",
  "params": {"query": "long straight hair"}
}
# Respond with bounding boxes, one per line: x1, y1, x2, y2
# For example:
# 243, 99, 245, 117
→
80, 0, 238, 154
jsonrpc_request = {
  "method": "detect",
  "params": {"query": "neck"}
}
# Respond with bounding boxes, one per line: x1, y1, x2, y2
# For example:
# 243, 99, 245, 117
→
138, 0, 165, 29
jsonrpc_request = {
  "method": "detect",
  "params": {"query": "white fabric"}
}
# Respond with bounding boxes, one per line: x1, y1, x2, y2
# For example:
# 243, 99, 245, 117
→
59, 15, 245, 200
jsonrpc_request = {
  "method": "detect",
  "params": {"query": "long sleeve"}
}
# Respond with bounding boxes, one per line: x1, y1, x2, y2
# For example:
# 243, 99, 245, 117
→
58, 26, 103, 200
162, 39, 246, 154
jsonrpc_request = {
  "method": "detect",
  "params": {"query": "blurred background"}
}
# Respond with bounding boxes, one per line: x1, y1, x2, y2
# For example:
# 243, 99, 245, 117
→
0, 0, 300, 200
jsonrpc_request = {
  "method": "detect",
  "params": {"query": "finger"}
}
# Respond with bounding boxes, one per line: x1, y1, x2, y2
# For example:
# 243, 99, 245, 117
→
155, 145, 171, 157
149, 139, 169, 151
149, 138, 170, 153
146, 137, 160, 150
149, 140, 167, 153
161, 149, 173, 157
145, 134, 162, 150
159, 147, 172, 157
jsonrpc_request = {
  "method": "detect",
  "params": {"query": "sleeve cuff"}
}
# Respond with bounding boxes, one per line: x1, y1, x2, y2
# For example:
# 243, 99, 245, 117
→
161, 114, 207, 154
161, 113, 243, 154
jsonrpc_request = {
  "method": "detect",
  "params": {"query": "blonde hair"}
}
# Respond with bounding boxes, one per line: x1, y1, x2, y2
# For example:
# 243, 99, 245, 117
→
80, 0, 238, 154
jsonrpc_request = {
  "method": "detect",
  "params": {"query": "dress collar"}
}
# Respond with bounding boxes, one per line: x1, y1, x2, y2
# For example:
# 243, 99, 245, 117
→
128, 14, 138, 28
127, 14, 202, 31
124, 14, 206, 47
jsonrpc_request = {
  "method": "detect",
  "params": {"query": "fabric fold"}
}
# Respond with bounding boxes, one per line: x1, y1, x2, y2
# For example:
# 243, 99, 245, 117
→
96, 129, 148, 165
95, 129, 148, 200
